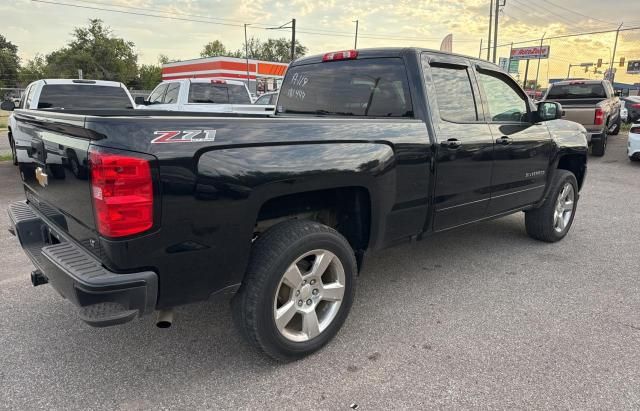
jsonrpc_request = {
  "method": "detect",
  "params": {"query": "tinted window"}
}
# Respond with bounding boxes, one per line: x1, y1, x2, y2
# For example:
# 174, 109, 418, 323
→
255, 94, 272, 105
164, 83, 180, 104
430, 66, 478, 122
37, 85, 133, 109
547, 83, 607, 99
478, 71, 528, 122
20, 86, 31, 108
278, 58, 413, 117
188, 83, 251, 104
148, 84, 168, 104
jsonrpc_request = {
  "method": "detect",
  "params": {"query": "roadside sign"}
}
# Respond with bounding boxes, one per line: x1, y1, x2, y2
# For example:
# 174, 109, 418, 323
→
499, 57, 509, 71
508, 59, 519, 73
627, 60, 640, 74
510, 45, 550, 61
580, 62, 594, 67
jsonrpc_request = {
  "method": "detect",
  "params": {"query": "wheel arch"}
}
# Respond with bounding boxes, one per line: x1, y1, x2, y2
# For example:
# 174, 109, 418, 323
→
557, 153, 587, 190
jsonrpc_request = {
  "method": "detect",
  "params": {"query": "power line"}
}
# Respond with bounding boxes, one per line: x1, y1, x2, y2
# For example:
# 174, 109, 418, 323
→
539, 0, 617, 26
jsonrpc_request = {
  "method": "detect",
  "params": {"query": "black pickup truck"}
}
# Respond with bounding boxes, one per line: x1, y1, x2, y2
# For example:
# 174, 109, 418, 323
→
5, 48, 588, 360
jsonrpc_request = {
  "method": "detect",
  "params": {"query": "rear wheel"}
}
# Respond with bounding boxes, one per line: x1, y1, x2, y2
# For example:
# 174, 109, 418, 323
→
525, 170, 578, 242
232, 219, 357, 361
610, 116, 622, 135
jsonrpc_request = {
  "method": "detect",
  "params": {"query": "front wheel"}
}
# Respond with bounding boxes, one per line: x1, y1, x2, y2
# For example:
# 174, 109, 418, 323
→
525, 170, 578, 242
232, 219, 357, 361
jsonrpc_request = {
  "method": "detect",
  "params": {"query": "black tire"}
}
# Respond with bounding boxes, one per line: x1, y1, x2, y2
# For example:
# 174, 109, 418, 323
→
525, 170, 578, 242
8, 133, 17, 166
232, 219, 357, 361
610, 116, 621, 135
591, 135, 606, 156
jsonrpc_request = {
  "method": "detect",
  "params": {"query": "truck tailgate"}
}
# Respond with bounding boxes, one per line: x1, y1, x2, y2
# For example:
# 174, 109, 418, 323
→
561, 106, 596, 128
16, 111, 98, 255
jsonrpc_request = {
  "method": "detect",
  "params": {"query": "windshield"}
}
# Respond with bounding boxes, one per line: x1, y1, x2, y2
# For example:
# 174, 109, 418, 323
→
277, 58, 413, 117
547, 83, 607, 99
188, 83, 251, 104
37, 84, 133, 109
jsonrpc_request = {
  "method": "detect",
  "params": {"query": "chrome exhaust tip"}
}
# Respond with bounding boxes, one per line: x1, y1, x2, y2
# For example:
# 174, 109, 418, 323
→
156, 309, 174, 328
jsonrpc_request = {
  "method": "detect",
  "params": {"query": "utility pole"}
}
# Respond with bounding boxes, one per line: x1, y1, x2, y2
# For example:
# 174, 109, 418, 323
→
244, 24, 250, 90
353, 20, 359, 49
487, 0, 493, 61
291, 18, 296, 62
492, 0, 501, 63
534, 32, 546, 93
77, 69, 83, 80
479, 38, 483, 59
609, 22, 623, 83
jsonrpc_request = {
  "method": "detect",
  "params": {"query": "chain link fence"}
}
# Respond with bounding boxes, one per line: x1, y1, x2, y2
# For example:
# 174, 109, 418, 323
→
481, 26, 640, 98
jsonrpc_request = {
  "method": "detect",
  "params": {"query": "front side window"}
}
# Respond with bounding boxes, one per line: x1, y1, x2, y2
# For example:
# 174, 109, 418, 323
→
278, 58, 413, 117
478, 71, 529, 122
25, 85, 37, 108
430, 65, 478, 122
148, 84, 169, 104
163, 83, 180, 104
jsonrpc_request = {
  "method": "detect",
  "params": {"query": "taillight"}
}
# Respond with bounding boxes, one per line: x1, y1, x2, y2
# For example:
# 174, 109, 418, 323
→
630, 103, 640, 109
211, 79, 226, 84
89, 149, 153, 238
322, 50, 358, 62
594, 108, 605, 126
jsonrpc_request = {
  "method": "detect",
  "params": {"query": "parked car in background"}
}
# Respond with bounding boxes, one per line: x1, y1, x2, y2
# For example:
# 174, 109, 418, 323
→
4, 79, 136, 166
7, 47, 588, 361
628, 123, 640, 161
254, 92, 278, 105
543, 79, 621, 156
621, 101, 628, 123
137, 78, 273, 115
621, 96, 640, 123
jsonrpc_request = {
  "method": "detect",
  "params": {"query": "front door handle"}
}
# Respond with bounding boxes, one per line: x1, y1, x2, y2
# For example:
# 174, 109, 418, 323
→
441, 138, 462, 149
496, 136, 512, 145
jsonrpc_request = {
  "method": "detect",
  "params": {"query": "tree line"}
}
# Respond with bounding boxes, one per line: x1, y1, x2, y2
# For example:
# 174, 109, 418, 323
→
0, 19, 307, 91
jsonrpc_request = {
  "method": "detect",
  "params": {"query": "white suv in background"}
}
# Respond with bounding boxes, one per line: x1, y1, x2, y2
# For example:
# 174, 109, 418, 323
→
6, 79, 136, 165
137, 78, 274, 115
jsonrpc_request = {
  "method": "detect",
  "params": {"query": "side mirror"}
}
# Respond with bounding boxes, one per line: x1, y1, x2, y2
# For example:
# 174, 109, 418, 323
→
134, 96, 150, 105
1, 100, 16, 111
538, 101, 563, 121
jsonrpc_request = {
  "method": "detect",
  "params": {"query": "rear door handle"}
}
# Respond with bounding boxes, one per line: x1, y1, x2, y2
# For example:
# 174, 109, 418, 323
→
441, 138, 462, 149
496, 136, 512, 145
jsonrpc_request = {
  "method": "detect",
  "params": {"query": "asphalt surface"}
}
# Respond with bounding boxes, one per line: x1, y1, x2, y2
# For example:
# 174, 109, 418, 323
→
0, 131, 9, 156
1, 134, 639, 410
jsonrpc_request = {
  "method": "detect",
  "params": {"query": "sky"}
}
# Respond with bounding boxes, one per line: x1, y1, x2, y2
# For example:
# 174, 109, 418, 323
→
2, 0, 640, 85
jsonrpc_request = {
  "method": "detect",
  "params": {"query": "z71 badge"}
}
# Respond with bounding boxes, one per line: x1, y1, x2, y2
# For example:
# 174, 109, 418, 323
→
151, 130, 217, 144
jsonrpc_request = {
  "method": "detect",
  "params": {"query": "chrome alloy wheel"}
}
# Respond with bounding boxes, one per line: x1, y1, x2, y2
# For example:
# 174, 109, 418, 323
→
553, 183, 575, 233
273, 249, 346, 342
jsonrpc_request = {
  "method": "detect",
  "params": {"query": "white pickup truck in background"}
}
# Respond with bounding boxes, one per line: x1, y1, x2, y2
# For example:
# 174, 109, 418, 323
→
6, 79, 136, 165
137, 78, 274, 115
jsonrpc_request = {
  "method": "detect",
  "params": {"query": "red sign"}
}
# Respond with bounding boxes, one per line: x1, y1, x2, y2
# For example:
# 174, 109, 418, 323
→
510, 46, 550, 61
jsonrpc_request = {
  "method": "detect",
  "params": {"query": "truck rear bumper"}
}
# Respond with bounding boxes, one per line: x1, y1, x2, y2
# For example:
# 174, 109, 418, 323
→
8, 201, 158, 327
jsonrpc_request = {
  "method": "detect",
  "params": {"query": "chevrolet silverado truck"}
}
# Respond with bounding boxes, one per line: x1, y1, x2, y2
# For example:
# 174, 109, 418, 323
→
543, 79, 621, 156
5, 48, 588, 361
136, 78, 274, 115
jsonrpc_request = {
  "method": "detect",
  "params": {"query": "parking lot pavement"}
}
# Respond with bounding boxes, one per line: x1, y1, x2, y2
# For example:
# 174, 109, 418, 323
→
1, 134, 639, 410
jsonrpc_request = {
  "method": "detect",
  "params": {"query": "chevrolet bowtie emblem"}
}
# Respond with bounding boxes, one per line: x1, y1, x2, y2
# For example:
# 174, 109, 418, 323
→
35, 167, 48, 188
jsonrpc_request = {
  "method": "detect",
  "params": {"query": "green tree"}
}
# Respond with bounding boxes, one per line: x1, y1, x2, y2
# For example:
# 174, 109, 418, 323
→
45, 19, 138, 84
18, 54, 47, 85
136, 55, 168, 90
200, 40, 229, 58
234, 37, 307, 62
0, 34, 20, 88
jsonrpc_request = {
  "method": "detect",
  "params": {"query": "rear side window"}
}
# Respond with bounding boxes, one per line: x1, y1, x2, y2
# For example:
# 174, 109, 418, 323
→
25, 85, 37, 108
430, 65, 478, 122
277, 58, 413, 117
188, 83, 251, 104
37, 85, 133, 109
547, 83, 607, 99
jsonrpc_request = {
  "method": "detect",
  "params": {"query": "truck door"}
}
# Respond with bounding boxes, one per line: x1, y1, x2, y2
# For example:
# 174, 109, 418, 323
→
422, 55, 494, 231
474, 66, 553, 215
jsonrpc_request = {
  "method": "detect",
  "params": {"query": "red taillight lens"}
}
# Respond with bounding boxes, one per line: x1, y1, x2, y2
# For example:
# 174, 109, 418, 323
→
211, 79, 226, 84
89, 150, 153, 238
594, 108, 605, 126
322, 50, 358, 62
630, 103, 640, 109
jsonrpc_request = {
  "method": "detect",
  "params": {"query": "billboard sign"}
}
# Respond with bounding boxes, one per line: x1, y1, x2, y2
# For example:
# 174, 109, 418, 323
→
510, 45, 550, 61
627, 60, 640, 74
508, 59, 520, 73
499, 57, 509, 71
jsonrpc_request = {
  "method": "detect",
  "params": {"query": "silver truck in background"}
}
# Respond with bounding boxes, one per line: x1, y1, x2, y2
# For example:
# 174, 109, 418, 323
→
543, 79, 621, 156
